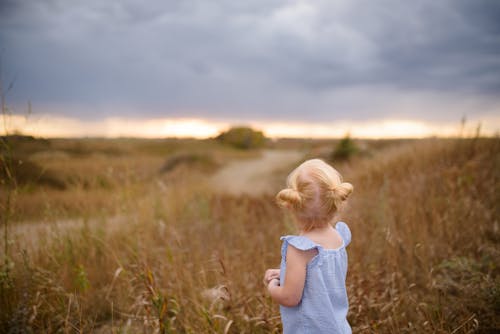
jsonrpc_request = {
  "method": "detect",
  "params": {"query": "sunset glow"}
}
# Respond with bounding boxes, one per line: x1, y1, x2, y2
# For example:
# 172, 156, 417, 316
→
2, 114, 497, 139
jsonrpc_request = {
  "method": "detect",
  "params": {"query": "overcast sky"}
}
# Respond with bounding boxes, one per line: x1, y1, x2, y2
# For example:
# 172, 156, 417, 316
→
1, 0, 499, 134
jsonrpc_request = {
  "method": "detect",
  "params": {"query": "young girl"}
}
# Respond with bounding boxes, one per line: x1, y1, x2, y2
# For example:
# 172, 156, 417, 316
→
263, 159, 353, 334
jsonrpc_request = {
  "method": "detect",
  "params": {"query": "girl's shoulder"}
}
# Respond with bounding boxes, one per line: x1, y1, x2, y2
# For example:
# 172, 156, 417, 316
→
279, 235, 318, 259
334, 221, 351, 247
280, 221, 352, 252
280, 235, 318, 251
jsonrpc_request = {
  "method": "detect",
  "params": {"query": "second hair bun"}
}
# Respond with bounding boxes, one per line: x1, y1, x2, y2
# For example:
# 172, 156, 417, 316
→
276, 188, 302, 208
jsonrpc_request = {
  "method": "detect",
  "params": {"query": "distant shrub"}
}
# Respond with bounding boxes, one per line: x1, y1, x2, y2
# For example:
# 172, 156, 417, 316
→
216, 126, 266, 149
0, 134, 39, 143
331, 134, 359, 161
0, 155, 66, 190
0, 135, 51, 156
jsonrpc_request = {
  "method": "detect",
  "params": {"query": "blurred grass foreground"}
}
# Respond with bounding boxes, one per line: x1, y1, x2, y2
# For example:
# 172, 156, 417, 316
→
0, 133, 499, 333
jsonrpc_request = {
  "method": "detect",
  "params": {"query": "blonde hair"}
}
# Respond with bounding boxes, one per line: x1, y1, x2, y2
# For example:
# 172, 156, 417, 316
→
276, 159, 353, 230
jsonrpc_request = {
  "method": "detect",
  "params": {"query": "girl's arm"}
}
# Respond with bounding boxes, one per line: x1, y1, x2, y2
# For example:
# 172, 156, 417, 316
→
267, 245, 316, 307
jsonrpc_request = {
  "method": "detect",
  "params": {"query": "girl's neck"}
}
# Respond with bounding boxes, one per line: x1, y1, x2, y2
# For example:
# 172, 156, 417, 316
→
298, 222, 332, 236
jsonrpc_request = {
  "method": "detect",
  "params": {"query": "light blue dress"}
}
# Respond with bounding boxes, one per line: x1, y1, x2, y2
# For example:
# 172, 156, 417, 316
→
279, 222, 352, 334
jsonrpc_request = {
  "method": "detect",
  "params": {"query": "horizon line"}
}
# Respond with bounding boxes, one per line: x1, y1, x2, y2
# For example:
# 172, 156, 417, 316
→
1, 114, 498, 140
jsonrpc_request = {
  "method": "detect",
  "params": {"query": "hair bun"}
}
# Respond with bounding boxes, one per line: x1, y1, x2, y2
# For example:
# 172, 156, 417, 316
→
276, 188, 302, 208
332, 182, 353, 201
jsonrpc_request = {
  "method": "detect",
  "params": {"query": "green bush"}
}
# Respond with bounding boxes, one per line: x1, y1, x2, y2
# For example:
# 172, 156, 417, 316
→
0, 135, 51, 156
216, 126, 266, 149
0, 155, 66, 190
331, 134, 359, 161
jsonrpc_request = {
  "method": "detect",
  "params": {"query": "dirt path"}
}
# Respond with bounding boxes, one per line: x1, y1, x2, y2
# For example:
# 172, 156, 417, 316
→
210, 150, 303, 195
3, 150, 303, 249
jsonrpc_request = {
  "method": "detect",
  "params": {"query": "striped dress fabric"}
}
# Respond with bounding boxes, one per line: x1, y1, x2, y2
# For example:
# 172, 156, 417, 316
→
279, 222, 352, 334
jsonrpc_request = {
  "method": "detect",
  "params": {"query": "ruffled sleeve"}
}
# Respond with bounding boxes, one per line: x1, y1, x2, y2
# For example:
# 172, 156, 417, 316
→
280, 235, 319, 259
335, 221, 351, 247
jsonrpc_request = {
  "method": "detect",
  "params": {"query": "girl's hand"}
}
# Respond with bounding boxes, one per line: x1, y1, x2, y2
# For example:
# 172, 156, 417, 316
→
263, 268, 280, 286
267, 278, 280, 290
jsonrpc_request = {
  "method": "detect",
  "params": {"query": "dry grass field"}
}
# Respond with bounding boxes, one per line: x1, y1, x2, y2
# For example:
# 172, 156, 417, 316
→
1, 135, 499, 333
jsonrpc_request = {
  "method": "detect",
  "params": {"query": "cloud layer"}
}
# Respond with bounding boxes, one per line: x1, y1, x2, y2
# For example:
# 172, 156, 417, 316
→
1, 0, 499, 126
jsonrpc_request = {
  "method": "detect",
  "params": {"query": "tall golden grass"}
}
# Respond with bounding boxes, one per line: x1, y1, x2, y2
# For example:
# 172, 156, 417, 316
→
0, 136, 498, 333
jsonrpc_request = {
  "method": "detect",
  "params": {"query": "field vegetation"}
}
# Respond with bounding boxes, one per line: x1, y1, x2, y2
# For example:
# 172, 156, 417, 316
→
0, 134, 498, 333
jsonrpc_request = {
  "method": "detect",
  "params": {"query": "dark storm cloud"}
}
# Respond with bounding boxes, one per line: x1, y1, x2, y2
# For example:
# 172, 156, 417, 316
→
1, 0, 499, 122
